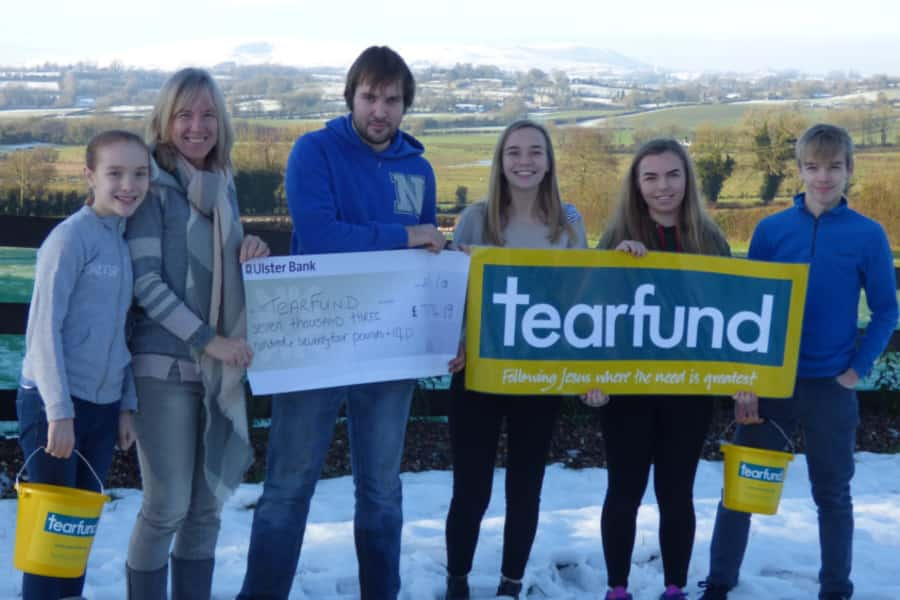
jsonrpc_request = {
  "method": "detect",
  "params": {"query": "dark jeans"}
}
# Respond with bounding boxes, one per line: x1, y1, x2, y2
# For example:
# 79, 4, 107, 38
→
599, 394, 714, 589
706, 377, 858, 598
445, 371, 562, 580
16, 385, 119, 600
238, 379, 415, 600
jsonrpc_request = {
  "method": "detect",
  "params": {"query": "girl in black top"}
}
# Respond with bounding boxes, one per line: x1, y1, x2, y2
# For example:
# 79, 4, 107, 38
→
584, 138, 730, 600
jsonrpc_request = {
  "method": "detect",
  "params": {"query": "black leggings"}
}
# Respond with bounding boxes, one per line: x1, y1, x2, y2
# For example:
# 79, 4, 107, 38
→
600, 395, 714, 588
445, 371, 562, 580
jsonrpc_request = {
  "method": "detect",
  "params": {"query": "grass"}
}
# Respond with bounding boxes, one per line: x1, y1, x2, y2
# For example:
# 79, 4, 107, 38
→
232, 117, 327, 128
418, 132, 496, 202
0, 247, 36, 303
532, 108, 633, 123
601, 103, 835, 133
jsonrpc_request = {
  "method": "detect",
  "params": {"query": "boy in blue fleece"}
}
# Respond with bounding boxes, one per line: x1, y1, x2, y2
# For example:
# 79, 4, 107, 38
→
699, 124, 899, 600
238, 46, 446, 600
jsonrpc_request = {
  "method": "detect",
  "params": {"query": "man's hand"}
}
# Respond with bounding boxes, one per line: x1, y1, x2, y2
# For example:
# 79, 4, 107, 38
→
836, 368, 859, 390
406, 224, 446, 254
47, 418, 75, 459
733, 390, 763, 424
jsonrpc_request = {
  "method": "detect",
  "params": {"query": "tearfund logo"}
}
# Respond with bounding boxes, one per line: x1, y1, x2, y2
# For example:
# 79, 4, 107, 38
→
44, 513, 99, 537
493, 276, 773, 353
738, 461, 785, 483
476, 262, 793, 367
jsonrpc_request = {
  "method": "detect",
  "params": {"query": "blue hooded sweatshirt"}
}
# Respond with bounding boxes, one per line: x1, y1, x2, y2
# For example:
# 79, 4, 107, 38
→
285, 115, 437, 254
749, 193, 898, 378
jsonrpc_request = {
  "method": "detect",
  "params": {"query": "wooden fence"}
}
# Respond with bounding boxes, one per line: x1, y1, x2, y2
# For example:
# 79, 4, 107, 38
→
2, 214, 898, 421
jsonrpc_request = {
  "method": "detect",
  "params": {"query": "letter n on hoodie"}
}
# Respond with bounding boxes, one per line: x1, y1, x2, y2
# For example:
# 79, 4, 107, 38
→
390, 173, 425, 217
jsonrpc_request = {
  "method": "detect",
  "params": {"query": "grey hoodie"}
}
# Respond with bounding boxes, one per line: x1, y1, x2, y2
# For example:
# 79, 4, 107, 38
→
21, 205, 137, 421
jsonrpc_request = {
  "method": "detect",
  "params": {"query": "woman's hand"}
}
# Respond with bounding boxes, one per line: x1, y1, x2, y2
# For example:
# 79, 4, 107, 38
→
46, 418, 75, 459
615, 240, 647, 257
204, 335, 254, 368
240, 235, 270, 263
118, 411, 136, 451
448, 343, 466, 373
733, 390, 763, 424
580, 388, 610, 408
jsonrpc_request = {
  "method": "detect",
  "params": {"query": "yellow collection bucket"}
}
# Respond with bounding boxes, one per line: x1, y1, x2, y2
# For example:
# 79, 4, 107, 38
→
14, 448, 110, 578
720, 420, 794, 515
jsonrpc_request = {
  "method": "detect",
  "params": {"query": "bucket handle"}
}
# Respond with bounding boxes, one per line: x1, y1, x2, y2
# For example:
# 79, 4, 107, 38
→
16, 447, 106, 496
720, 418, 795, 454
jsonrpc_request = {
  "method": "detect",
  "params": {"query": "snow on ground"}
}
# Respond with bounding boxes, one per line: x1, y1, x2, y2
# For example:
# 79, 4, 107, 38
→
1, 453, 899, 599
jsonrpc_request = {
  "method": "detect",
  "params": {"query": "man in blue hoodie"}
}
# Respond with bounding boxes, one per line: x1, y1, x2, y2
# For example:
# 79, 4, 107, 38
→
239, 46, 446, 600
699, 124, 899, 600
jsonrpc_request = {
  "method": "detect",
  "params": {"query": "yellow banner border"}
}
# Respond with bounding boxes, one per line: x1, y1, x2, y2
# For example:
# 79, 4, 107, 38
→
465, 247, 809, 398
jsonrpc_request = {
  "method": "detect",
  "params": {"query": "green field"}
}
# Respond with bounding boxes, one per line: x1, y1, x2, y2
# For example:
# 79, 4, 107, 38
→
608, 103, 825, 132
21, 101, 900, 219
0, 247, 34, 389
419, 132, 496, 203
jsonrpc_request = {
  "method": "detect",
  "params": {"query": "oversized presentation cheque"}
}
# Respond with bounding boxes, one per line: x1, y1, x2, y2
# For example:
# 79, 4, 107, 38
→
242, 250, 470, 395
465, 247, 809, 398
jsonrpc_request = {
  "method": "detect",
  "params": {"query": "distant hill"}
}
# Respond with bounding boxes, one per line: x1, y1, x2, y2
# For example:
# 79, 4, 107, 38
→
216, 41, 650, 76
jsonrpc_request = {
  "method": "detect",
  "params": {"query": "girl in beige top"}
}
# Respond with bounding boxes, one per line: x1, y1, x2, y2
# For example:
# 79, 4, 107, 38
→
444, 120, 586, 600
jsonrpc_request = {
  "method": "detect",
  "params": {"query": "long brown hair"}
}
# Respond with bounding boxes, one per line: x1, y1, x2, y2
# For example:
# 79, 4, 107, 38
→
147, 67, 234, 173
600, 138, 724, 253
483, 119, 572, 246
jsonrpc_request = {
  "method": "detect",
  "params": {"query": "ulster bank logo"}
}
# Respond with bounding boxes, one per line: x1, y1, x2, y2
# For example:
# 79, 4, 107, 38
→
390, 173, 425, 217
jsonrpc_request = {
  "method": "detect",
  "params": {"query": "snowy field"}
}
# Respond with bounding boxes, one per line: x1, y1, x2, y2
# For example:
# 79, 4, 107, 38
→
1, 452, 899, 599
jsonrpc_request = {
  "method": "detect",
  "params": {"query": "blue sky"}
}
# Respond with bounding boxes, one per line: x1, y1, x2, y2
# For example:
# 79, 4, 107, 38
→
3, 0, 900, 73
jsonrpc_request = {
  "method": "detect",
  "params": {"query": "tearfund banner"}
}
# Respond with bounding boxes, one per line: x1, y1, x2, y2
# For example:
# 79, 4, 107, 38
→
465, 247, 809, 398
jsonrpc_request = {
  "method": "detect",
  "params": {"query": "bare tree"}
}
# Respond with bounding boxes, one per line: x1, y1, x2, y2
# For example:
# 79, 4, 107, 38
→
742, 109, 807, 204
0, 146, 59, 208
555, 126, 619, 238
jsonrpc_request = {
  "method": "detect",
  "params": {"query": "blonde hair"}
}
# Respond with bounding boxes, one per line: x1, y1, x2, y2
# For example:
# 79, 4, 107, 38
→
483, 119, 572, 246
601, 138, 724, 254
796, 123, 854, 171
147, 68, 234, 173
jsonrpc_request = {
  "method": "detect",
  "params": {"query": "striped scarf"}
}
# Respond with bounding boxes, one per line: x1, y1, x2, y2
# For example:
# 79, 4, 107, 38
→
177, 158, 252, 502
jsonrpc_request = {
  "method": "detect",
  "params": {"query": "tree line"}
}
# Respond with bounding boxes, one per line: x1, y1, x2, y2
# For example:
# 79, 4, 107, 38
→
1, 107, 898, 245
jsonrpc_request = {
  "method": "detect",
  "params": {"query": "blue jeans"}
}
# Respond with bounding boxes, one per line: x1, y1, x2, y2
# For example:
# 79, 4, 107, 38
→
16, 385, 120, 600
706, 377, 858, 598
238, 379, 415, 600
127, 377, 222, 571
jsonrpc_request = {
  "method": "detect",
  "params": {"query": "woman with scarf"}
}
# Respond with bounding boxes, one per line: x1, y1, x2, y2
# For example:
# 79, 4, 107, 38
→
124, 68, 269, 600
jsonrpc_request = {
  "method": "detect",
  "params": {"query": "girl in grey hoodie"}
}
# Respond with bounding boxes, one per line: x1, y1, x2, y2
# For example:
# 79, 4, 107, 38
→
17, 130, 149, 600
